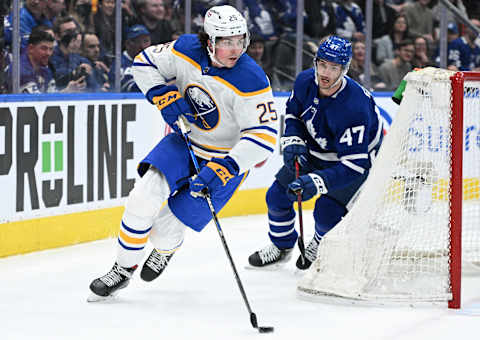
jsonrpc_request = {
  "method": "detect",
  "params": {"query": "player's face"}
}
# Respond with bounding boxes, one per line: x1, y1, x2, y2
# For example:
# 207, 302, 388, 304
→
316, 59, 343, 90
212, 35, 245, 68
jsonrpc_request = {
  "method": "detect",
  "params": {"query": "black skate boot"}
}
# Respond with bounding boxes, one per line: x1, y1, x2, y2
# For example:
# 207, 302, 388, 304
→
296, 237, 320, 270
88, 263, 137, 301
248, 243, 292, 268
140, 249, 174, 282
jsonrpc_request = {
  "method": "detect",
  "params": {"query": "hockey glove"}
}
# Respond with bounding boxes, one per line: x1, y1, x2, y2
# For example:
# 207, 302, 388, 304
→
151, 85, 192, 133
281, 136, 310, 172
287, 173, 328, 202
189, 156, 239, 198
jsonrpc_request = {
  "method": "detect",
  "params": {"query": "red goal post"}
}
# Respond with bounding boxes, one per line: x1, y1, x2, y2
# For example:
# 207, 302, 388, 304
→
298, 68, 480, 308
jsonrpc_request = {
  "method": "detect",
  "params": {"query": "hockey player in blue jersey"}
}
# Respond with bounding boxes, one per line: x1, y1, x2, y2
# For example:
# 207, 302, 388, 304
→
88, 5, 277, 301
248, 36, 383, 270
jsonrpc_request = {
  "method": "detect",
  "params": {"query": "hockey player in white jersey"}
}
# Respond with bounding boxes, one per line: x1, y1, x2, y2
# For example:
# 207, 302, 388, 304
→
248, 36, 383, 270
88, 5, 277, 300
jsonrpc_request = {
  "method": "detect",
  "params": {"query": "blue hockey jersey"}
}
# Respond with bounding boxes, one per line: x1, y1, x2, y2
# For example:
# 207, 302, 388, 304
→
446, 37, 480, 71
284, 69, 383, 193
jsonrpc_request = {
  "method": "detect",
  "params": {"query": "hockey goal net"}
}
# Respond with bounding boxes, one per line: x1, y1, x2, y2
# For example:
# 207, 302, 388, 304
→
298, 68, 480, 308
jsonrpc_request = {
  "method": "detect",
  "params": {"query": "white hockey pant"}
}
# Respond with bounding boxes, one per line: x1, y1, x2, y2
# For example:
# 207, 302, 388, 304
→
116, 167, 186, 268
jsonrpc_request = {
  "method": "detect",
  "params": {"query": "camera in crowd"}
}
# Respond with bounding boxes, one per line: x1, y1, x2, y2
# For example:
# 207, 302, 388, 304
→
56, 64, 88, 89
72, 65, 88, 81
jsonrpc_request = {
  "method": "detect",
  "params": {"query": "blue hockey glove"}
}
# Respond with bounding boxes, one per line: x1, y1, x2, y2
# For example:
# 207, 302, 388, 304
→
287, 173, 328, 202
190, 156, 239, 198
281, 136, 310, 172
151, 85, 192, 133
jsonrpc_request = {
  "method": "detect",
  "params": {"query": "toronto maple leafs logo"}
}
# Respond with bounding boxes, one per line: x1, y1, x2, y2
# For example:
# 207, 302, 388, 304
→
306, 119, 327, 149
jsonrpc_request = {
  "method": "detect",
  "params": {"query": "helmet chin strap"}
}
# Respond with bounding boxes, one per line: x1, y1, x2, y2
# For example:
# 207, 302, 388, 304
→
207, 40, 228, 68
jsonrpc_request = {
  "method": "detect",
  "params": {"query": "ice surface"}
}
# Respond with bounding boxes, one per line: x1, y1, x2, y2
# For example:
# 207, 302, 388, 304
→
1, 213, 479, 340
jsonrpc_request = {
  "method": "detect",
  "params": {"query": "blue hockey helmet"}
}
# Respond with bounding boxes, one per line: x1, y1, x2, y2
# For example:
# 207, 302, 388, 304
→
315, 36, 352, 68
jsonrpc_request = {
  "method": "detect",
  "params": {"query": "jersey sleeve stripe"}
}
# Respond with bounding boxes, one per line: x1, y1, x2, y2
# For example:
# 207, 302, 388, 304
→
309, 150, 339, 161
285, 113, 301, 120
340, 154, 368, 160
171, 47, 201, 70
242, 132, 276, 145
240, 136, 274, 152
138, 50, 157, 69
341, 160, 366, 174
241, 125, 278, 134
190, 139, 231, 153
132, 62, 155, 67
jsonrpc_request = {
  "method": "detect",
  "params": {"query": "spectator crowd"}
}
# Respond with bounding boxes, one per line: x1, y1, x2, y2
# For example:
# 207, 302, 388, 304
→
1, 0, 480, 94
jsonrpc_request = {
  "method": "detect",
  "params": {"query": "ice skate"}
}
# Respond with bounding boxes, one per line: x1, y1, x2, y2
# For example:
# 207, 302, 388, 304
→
140, 249, 174, 282
87, 263, 137, 302
247, 243, 293, 270
296, 237, 320, 270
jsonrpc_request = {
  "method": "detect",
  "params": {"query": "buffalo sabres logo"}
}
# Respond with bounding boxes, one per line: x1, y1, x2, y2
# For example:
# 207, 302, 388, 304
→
184, 85, 220, 130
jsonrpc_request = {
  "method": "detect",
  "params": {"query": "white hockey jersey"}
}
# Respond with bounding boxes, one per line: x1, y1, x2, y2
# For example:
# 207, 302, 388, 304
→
132, 34, 278, 174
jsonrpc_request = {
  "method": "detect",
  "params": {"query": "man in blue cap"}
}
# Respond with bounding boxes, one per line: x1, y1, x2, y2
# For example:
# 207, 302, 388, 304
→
112, 24, 151, 92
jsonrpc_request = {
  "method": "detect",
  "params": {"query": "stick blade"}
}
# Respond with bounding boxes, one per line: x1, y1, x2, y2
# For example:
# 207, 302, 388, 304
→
258, 326, 275, 333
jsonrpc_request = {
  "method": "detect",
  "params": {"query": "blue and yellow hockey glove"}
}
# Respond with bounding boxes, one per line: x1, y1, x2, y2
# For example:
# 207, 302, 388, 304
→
190, 156, 239, 198
151, 85, 191, 133
287, 173, 328, 202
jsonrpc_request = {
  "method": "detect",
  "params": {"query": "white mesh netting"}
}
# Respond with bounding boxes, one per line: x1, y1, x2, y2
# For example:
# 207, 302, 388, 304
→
298, 68, 480, 305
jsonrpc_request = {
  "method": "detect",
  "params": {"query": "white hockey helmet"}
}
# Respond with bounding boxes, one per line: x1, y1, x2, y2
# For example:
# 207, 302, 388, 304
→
203, 5, 250, 64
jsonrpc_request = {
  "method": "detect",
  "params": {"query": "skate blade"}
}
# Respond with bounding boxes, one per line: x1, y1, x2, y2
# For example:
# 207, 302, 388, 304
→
244, 261, 289, 271
87, 291, 117, 303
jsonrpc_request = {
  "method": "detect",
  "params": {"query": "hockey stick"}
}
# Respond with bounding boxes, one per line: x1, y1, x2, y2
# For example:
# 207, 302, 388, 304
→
177, 118, 274, 334
295, 159, 306, 265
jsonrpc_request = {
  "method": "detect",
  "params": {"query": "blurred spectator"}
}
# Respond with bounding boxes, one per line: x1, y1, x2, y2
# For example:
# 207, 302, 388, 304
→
444, 18, 480, 71
375, 14, 412, 64
5, 26, 79, 93
246, 34, 272, 80
347, 40, 386, 91
45, 0, 66, 23
385, 0, 414, 13
434, 21, 460, 65
304, 0, 336, 40
411, 35, 435, 68
432, 0, 468, 34
93, 0, 116, 65
333, 0, 365, 41
111, 24, 151, 92
243, 0, 276, 40
403, 0, 434, 44
378, 39, 414, 90
133, 0, 174, 45
243, 0, 299, 40
81, 32, 111, 91
73, 0, 94, 28
360, 0, 397, 40
50, 15, 88, 91
4, 0, 52, 49
0, 34, 11, 94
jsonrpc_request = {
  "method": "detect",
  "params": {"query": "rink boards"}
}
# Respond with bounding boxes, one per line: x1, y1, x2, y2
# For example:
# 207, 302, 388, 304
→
0, 92, 398, 257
